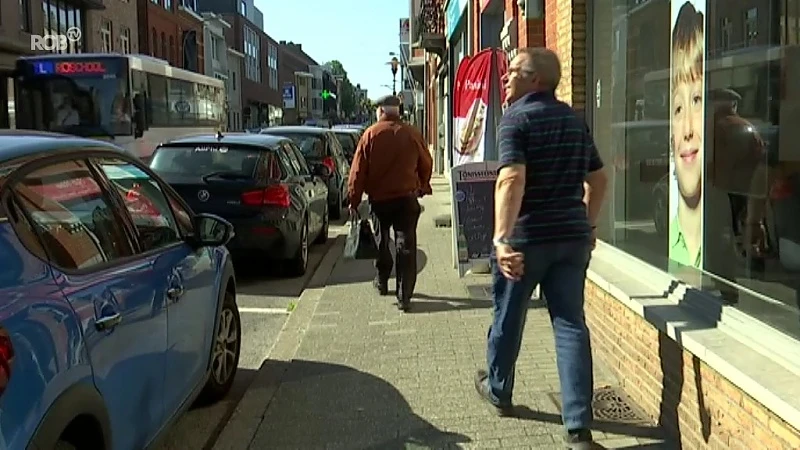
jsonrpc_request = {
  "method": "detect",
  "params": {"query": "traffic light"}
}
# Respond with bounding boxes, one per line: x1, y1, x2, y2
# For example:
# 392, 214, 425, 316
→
320, 90, 336, 99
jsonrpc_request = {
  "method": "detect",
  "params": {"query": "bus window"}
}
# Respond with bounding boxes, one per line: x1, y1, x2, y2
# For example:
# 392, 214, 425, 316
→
15, 57, 133, 138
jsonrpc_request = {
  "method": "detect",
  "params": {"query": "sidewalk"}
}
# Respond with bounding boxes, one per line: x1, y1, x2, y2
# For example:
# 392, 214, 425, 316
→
214, 177, 669, 450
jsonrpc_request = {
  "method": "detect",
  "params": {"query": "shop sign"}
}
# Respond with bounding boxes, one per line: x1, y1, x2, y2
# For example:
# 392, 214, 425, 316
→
445, 0, 468, 40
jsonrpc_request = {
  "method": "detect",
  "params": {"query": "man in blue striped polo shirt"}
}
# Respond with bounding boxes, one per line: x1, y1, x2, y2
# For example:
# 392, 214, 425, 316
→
473, 48, 608, 450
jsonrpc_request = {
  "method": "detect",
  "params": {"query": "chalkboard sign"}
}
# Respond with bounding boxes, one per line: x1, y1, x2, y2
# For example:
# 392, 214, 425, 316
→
451, 161, 499, 277
455, 179, 494, 258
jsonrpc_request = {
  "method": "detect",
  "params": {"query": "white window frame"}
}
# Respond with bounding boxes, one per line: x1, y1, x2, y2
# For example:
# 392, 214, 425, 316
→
120, 27, 131, 54
101, 19, 113, 53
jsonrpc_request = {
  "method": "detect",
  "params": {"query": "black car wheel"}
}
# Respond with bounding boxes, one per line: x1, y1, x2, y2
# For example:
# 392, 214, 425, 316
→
315, 207, 329, 245
197, 290, 241, 405
286, 219, 309, 276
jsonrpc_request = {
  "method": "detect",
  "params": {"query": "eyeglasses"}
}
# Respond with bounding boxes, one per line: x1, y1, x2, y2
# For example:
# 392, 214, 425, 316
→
507, 67, 534, 77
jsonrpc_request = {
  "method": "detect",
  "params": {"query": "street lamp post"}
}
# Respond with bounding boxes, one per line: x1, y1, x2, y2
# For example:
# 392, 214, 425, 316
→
389, 56, 399, 96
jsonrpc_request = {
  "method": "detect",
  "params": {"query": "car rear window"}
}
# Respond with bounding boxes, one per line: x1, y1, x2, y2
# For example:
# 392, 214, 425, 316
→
335, 134, 355, 155
150, 145, 264, 177
267, 133, 325, 158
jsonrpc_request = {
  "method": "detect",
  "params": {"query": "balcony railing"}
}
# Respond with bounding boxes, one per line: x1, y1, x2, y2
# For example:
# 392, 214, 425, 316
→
414, 0, 445, 55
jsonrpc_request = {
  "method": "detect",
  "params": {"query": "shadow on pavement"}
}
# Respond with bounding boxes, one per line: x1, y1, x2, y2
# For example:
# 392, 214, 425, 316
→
513, 405, 665, 441
326, 249, 428, 286
230, 238, 334, 297
406, 293, 546, 314
251, 359, 471, 449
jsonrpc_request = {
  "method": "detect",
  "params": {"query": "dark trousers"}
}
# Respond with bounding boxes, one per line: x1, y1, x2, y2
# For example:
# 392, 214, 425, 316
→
370, 196, 421, 300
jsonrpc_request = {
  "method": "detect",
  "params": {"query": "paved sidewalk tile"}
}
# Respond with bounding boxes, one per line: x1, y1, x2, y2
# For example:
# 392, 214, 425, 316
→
248, 178, 668, 449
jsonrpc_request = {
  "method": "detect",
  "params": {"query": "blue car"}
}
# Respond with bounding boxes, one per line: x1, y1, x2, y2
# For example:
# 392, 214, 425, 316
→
0, 131, 241, 450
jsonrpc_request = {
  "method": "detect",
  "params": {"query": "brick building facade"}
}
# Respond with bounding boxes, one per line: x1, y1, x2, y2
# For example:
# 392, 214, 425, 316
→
222, 13, 280, 127
85, 0, 139, 54
414, 0, 800, 447
136, 0, 203, 71
278, 41, 317, 125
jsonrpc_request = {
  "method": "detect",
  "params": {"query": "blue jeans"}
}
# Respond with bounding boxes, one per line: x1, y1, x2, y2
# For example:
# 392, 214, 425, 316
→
486, 240, 594, 431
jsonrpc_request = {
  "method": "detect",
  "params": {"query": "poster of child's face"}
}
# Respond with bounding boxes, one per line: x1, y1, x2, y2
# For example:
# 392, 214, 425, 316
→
669, 0, 706, 269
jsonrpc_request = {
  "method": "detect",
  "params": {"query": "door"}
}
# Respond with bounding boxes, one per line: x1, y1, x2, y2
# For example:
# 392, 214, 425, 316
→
9, 159, 167, 450
275, 143, 319, 231
285, 142, 327, 231
328, 135, 350, 198
93, 157, 218, 422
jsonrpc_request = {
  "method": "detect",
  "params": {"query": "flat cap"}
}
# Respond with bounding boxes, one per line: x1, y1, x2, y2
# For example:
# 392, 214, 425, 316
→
710, 88, 742, 102
375, 94, 401, 107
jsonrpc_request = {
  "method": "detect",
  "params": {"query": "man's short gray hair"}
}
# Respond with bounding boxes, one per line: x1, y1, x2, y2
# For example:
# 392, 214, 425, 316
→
377, 105, 400, 116
518, 47, 562, 91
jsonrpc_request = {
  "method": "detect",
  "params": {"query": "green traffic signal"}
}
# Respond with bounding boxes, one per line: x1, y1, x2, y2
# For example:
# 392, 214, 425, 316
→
320, 90, 336, 99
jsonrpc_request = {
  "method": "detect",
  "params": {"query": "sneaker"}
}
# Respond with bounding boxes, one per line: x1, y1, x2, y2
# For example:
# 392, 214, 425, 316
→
564, 429, 604, 449
473, 370, 514, 416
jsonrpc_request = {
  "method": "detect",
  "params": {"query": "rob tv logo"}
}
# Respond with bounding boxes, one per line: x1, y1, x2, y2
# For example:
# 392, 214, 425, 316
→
30, 27, 82, 51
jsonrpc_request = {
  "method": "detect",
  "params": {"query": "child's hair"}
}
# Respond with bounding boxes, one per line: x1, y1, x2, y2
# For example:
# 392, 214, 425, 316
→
671, 2, 704, 87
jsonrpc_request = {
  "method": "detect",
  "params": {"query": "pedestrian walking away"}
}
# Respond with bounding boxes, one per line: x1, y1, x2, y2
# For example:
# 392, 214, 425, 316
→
473, 48, 609, 449
347, 94, 433, 311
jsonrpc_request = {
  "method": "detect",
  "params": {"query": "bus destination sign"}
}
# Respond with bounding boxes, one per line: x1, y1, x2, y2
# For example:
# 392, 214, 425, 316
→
31, 61, 107, 75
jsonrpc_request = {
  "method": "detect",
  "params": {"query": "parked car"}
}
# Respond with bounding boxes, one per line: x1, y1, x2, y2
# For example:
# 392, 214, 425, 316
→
331, 128, 361, 163
260, 126, 350, 219
0, 131, 240, 450
150, 133, 330, 276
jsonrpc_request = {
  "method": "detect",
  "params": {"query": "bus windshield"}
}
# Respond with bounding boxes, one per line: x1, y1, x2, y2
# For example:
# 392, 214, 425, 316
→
15, 57, 132, 138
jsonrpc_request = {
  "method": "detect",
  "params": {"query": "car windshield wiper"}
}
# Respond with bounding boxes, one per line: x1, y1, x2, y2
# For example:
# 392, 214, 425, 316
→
202, 171, 252, 182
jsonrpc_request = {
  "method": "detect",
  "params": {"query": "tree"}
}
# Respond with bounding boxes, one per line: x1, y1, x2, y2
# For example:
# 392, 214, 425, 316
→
325, 60, 358, 119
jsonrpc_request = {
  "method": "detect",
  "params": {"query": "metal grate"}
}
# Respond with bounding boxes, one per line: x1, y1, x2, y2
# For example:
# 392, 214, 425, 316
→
549, 386, 650, 424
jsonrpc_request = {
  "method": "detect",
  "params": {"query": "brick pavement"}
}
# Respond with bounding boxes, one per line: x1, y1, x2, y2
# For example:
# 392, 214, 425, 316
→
214, 177, 670, 450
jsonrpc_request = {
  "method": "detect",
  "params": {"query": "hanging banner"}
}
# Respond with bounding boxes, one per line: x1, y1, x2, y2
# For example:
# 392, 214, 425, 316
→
452, 49, 505, 166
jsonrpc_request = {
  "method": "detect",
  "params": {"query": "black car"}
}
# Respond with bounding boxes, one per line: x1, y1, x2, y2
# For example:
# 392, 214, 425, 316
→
260, 126, 350, 219
332, 129, 361, 163
150, 133, 330, 276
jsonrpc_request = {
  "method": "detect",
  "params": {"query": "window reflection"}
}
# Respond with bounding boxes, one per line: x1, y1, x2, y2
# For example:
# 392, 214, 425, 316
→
41, 0, 84, 54
592, 0, 800, 338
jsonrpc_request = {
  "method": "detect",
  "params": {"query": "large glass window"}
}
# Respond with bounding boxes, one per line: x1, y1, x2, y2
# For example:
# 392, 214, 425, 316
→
592, 0, 800, 338
16, 57, 132, 136
42, 0, 83, 54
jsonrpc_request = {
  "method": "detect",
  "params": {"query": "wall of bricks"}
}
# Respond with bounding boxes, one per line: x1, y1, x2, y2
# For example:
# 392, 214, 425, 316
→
502, 0, 544, 48
86, 0, 139, 54
585, 280, 800, 449
542, 0, 586, 113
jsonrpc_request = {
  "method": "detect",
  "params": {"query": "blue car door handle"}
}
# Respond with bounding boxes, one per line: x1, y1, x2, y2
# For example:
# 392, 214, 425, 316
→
95, 312, 122, 331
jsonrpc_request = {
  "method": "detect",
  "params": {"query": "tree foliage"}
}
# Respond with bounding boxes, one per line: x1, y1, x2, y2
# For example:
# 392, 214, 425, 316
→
325, 60, 357, 118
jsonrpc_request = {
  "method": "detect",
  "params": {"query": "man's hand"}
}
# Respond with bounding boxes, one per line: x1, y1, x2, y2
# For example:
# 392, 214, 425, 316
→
496, 244, 524, 281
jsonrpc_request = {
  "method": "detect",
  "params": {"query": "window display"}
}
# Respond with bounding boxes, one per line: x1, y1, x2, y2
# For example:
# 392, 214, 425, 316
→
591, 0, 800, 338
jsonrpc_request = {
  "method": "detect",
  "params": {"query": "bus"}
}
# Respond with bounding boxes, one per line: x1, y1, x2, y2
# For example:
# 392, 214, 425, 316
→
13, 53, 226, 161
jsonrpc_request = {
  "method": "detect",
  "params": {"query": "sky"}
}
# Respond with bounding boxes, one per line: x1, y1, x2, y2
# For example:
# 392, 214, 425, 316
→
255, 0, 408, 101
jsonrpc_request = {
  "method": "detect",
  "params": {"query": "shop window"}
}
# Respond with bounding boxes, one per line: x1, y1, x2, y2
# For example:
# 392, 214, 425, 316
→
591, 0, 800, 339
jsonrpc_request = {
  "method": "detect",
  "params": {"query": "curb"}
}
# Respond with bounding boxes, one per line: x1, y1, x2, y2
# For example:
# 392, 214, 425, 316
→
210, 234, 346, 450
